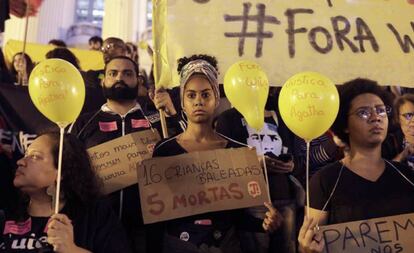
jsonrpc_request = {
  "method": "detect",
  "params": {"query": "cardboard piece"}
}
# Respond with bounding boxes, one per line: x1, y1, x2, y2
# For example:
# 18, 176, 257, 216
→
154, 0, 414, 87
138, 147, 269, 224
320, 213, 414, 253
87, 130, 160, 194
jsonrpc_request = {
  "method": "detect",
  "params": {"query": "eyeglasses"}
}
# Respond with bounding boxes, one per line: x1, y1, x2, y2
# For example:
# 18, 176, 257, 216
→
100, 43, 124, 53
349, 105, 391, 120
400, 112, 414, 122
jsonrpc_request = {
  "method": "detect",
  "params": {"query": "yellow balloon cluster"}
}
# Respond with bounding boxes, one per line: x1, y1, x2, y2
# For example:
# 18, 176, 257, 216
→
29, 59, 85, 128
224, 60, 269, 131
278, 72, 339, 141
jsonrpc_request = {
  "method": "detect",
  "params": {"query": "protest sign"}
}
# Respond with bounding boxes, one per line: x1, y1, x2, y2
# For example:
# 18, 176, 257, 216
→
88, 130, 160, 194
320, 212, 414, 253
4, 40, 104, 71
154, 0, 414, 87
138, 147, 269, 224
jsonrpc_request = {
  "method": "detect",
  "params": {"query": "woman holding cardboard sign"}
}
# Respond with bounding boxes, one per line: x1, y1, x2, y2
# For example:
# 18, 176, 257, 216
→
147, 55, 281, 253
1, 132, 132, 253
298, 79, 414, 253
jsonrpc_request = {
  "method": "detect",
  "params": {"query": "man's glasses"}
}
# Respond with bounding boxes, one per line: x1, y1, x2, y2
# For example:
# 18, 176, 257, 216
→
350, 105, 391, 120
100, 43, 124, 53
400, 112, 414, 122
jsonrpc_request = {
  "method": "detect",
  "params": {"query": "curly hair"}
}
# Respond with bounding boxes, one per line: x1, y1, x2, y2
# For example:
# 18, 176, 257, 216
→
11, 132, 102, 221
331, 78, 393, 145
46, 48, 81, 70
177, 54, 218, 74
44, 132, 102, 207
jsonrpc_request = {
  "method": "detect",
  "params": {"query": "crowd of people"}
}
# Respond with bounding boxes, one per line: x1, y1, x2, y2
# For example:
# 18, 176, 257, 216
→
0, 35, 414, 253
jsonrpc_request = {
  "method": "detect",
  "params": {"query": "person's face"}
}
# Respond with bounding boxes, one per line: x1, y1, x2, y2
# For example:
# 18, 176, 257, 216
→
13, 54, 26, 72
346, 93, 389, 148
14, 135, 57, 194
183, 75, 216, 124
89, 41, 102, 51
101, 41, 126, 63
398, 101, 414, 138
103, 58, 139, 101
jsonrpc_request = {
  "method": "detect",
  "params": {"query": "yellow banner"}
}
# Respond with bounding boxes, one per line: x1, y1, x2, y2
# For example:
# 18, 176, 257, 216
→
154, 0, 414, 87
3, 40, 104, 71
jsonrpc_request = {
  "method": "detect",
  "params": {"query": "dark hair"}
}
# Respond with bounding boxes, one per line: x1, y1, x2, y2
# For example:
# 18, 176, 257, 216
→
104, 55, 139, 77
0, 49, 7, 71
46, 48, 80, 70
45, 132, 101, 206
0, 49, 12, 82
89, 36, 103, 45
11, 132, 101, 221
394, 94, 414, 124
103, 37, 126, 48
126, 42, 138, 63
177, 54, 218, 74
331, 78, 393, 145
48, 39, 67, 47
10, 52, 34, 79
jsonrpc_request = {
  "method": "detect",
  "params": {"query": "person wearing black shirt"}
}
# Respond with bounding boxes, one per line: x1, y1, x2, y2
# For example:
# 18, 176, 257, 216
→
147, 55, 280, 253
0, 132, 131, 253
215, 95, 301, 253
298, 79, 414, 253
71, 56, 182, 253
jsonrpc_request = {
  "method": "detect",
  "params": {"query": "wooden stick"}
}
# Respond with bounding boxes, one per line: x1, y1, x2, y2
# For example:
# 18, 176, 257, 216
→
19, 0, 30, 86
159, 109, 168, 138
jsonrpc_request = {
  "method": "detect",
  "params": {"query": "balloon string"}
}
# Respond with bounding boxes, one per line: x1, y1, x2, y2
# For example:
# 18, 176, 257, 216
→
306, 141, 310, 217
54, 127, 64, 214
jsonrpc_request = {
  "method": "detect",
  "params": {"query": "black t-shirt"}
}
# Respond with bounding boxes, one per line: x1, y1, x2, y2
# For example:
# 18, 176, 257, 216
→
1, 216, 53, 252
310, 161, 414, 224
1, 200, 132, 253
147, 137, 262, 252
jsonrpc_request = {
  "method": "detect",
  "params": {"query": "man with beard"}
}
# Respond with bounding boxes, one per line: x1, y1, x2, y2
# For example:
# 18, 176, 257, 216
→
71, 56, 183, 253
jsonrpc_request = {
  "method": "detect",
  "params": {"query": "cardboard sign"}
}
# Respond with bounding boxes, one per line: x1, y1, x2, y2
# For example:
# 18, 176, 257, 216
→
154, 0, 414, 87
87, 130, 160, 194
138, 147, 269, 224
320, 213, 414, 253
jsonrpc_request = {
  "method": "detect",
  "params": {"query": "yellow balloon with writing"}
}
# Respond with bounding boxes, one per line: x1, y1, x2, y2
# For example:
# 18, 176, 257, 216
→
29, 59, 85, 128
278, 72, 339, 142
224, 61, 269, 131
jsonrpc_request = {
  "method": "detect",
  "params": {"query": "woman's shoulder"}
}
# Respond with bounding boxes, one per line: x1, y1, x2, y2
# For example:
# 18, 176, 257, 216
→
311, 161, 344, 183
153, 135, 183, 157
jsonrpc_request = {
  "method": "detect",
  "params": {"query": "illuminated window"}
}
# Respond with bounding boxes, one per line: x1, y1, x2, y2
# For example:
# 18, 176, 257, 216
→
75, 0, 104, 25
147, 0, 152, 27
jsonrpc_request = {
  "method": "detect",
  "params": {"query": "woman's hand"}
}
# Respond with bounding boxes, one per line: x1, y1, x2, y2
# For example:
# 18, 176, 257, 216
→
262, 202, 282, 233
258, 155, 294, 173
47, 214, 91, 253
298, 216, 325, 253
394, 144, 414, 162
152, 88, 177, 116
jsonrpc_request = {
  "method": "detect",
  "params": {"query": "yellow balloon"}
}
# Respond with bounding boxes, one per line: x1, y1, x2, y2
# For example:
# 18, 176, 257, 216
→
29, 59, 85, 128
224, 61, 269, 131
278, 72, 339, 142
